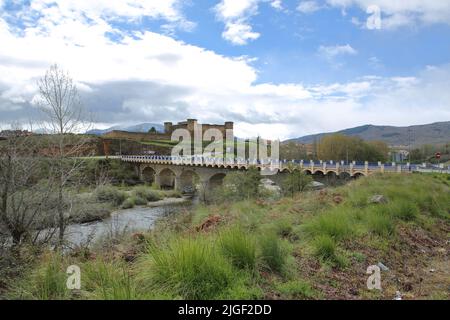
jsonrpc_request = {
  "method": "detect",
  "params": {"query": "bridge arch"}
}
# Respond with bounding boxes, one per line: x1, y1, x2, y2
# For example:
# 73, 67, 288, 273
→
142, 166, 156, 184
326, 171, 337, 179
159, 168, 176, 189
209, 173, 227, 189
339, 172, 351, 180
180, 169, 200, 193
313, 169, 325, 175
304, 169, 312, 175
353, 172, 366, 179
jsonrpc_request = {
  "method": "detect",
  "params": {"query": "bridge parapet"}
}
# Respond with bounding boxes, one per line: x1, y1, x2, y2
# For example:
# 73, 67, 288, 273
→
119, 155, 442, 176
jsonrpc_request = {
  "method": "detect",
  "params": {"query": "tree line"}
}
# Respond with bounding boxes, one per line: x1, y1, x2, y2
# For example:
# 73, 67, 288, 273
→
281, 134, 389, 162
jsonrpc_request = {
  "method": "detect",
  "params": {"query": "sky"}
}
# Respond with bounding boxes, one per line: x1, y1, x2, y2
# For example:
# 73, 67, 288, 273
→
0, 0, 450, 140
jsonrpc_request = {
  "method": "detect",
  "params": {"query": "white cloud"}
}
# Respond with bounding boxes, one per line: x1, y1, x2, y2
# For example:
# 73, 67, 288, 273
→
326, 0, 450, 29
214, 0, 283, 45
318, 44, 358, 60
221, 22, 260, 46
270, 0, 283, 11
214, 0, 260, 45
0, 1, 449, 140
297, 1, 322, 14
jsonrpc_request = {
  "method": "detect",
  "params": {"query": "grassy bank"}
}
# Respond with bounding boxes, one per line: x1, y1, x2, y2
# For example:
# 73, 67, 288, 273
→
6, 173, 449, 300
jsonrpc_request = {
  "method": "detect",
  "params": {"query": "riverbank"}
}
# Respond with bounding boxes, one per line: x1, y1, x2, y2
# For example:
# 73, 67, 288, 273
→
67, 185, 184, 225
5, 173, 450, 300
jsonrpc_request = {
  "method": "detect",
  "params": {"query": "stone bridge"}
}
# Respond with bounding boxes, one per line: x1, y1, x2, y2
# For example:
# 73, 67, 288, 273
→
120, 155, 418, 191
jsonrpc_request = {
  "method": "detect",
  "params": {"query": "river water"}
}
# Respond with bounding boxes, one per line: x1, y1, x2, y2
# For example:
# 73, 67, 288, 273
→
64, 200, 192, 247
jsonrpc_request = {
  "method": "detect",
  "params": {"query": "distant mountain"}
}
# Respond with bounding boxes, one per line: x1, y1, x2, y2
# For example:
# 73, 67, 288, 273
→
284, 121, 450, 146
86, 123, 164, 135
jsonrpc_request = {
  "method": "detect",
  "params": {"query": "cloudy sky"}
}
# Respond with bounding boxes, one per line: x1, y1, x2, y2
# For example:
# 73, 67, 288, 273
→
1, 0, 450, 139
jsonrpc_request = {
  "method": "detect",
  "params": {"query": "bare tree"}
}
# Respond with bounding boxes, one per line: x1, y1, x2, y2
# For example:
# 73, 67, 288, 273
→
37, 64, 92, 247
0, 127, 56, 245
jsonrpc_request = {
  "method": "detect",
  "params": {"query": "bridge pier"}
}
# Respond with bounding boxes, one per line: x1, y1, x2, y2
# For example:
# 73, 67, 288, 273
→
174, 175, 182, 191
154, 172, 161, 189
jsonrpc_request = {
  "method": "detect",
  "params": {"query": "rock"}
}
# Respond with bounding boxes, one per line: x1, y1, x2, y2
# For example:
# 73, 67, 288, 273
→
369, 195, 388, 204
377, 262, 389, 271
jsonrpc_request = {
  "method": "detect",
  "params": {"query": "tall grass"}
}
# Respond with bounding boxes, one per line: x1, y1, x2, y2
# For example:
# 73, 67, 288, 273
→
389, 200, 419, 221
219, 227, 257, 270
137, 237, 235, 299
303, 207, 354, 240
259, 233, 288, 273
10, 252, 69, 300
312, 234, 336, 261
365, 208, 395, 236
82, 260, 142, 300
312, 235, 347, 268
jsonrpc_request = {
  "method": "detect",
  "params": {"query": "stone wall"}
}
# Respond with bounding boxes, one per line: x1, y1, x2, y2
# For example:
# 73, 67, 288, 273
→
103, 130, 171, 141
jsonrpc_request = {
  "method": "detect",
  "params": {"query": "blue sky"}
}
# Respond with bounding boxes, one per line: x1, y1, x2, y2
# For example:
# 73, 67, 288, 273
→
1, 0, 450, 139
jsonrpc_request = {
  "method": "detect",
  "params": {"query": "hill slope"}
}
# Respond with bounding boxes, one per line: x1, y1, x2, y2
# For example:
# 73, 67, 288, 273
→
285, 121, 450, 146
87, 123, 164, 135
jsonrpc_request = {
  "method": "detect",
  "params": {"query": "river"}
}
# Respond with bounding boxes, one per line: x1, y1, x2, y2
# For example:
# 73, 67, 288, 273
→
64, 198, 193, 247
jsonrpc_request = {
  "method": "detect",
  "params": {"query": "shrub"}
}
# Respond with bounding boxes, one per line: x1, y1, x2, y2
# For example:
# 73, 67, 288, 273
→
137, 238, 234, 299
281, 170, 312, 197
259, 233, 287, 273
133, 196, 148, 206
133, 187, 162, 202
121, 198, 135, 209
222, 167, 261, 201
165, 190, 182, 198
219, 228, 257, 270
95, 186, 126, 206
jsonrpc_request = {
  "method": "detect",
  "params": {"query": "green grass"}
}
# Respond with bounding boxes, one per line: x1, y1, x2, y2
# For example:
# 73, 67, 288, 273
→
9, 173, 450, 300
365, 208, 395, 236
312, 234, 336, 261
219, 227, 257, 270
303, 207, 354, 241
259, 233, 288, 273
275, 280, 316, 299
9, 252, 69, 300
82, 260, 144, 300
389, 200, 420, 221
136, 237, 236, 299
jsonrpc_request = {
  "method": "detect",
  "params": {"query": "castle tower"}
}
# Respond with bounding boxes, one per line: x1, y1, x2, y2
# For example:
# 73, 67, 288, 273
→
164, 122, 173, 134
187, 119, 198, 133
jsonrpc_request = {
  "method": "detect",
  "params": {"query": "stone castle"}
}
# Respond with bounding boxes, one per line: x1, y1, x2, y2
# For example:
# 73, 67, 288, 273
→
103, 119, 234, 141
